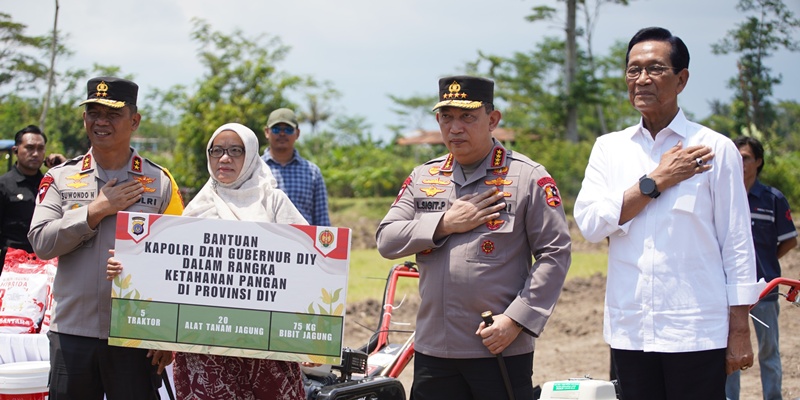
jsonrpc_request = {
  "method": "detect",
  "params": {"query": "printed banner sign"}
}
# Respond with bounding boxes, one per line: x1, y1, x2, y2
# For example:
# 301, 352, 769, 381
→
109, 212, 351, 365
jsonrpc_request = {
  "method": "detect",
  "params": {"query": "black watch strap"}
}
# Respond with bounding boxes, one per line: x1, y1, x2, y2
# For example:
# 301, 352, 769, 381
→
639, 175, 661, 199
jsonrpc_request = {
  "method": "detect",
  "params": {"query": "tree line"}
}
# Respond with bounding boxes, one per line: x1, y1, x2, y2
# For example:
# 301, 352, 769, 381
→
1, 0, 798, 210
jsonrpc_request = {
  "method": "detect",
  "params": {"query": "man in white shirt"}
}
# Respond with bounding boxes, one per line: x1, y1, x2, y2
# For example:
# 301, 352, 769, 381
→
574, 26, 763, 400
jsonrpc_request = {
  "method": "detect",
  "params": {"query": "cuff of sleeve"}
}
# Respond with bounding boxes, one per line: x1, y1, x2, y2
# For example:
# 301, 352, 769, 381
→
421, 212, 449, 248
65, 206, 97, 237
504, 299, 542, 338
604, 191, 632, 236
727, 278, 767, 306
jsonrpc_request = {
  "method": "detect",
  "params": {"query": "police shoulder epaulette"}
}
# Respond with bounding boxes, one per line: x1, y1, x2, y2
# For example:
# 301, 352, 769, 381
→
423, 154, 449, 166
507, 150, 542, 169
143, 158, 170, 173
53, 155, 85, 169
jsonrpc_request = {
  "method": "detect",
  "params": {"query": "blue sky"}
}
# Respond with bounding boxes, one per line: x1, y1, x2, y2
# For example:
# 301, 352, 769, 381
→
6, 0, 800, 141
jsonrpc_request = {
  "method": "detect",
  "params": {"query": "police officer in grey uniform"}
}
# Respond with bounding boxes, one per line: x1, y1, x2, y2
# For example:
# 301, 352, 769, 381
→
28, 77, 184, 399
376, 75, 572, 400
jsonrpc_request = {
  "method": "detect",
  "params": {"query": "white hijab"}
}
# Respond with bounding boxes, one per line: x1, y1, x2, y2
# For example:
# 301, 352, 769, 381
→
182, 123, 279, 221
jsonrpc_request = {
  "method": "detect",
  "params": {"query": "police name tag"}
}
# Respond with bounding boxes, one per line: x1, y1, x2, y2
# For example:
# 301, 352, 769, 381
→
109, 212, 351, 365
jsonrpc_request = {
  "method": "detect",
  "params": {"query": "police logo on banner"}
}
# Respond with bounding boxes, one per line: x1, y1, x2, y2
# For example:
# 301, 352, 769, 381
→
127, 213, 150, 243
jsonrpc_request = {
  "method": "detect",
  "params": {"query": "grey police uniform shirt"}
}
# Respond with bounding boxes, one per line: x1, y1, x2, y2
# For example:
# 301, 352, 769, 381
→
376, 141, 572, 359
28, 148, 179, 339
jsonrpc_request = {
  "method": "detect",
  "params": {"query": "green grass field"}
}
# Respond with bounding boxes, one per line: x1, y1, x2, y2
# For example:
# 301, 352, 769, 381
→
345, 249, 608, 304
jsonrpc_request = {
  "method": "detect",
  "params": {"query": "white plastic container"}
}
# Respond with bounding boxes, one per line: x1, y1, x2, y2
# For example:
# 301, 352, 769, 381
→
0, 361, 49, 400
539, 378, 617, 400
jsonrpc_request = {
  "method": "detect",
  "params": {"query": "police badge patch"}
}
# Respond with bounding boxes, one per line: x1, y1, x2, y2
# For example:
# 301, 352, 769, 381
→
537, 177, 562, 208
38, 175, 54, 203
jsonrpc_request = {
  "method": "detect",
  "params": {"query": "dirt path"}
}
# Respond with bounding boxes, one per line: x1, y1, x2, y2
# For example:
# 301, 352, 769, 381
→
343, 251, 800, 399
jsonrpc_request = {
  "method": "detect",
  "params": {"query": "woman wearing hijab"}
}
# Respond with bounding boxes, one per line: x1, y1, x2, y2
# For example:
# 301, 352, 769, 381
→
108, 123, 307, 399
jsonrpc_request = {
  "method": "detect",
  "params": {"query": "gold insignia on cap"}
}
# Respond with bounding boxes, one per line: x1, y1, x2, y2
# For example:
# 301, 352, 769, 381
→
443, 81, 467, 100
433, 78, 486, 111
95, 81, 109, 98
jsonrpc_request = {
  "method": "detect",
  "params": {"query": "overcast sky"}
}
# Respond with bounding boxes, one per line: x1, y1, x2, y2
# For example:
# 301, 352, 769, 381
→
6, 0, 800, 141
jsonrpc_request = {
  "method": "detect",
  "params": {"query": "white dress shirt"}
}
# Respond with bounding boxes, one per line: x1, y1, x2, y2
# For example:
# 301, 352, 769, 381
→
574, 109, 763, 352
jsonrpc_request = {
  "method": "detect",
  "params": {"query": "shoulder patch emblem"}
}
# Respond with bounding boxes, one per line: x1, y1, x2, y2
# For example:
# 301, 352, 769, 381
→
537, 177, 562, 208
394, 176, 412, 205
38, 175, 54, 203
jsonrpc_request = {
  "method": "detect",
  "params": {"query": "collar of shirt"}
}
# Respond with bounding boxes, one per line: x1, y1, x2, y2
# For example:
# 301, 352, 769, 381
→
633, 108, 690, 143
9, 164, 43, 184
749, 179, 767, 198
262, 148, 302, 165
81, 147, 147, 181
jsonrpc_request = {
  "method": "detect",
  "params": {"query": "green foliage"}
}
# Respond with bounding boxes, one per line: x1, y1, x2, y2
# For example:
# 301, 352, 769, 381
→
299, 116, 440, 199
509, 138, 593, 215
386, 93, 438, 136
759, 148, 800, 209
170, 18, 306, 192
469, 38, 636, 142
345, 248, 608, 303
711, 0, 800, 139
0, 12, 49, 98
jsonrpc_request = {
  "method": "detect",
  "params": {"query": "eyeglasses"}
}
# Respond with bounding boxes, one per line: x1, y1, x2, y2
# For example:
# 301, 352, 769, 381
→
270, 126, 296, 135
208, 146, 245, 158
625, 65, 677, 79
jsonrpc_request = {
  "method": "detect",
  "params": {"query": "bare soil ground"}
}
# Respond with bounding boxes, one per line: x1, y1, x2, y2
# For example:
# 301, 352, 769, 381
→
343, 249, 800, 399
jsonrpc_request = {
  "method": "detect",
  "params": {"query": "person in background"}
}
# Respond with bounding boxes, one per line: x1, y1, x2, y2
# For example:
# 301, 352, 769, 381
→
262, 108, 330, 226
28, 77, 184, 399
726, 136, 797, 400
376, 75, 571, 400
0, 125, 64, 272
108, 122, 307, 399
573, 27, 762, 400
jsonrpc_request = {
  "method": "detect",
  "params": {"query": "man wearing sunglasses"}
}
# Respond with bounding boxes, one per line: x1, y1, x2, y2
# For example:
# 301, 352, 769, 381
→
574, 27, 763, 399
261, 108, 330, 226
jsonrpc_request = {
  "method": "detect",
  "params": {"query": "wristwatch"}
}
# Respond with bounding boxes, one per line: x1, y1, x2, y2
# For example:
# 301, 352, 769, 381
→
639, 175, 660, 199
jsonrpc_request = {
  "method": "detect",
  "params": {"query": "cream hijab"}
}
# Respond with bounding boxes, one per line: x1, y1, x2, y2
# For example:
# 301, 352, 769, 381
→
182, 123, 279, 221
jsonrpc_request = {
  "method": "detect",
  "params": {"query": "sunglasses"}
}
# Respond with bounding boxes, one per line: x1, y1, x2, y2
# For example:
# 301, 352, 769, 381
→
270, 126, 296, 135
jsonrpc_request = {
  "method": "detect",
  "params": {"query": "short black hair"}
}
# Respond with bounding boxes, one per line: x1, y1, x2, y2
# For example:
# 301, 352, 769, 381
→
626, 27, 690, 72
733, 136, 765, 175
14, 125, 47, 145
